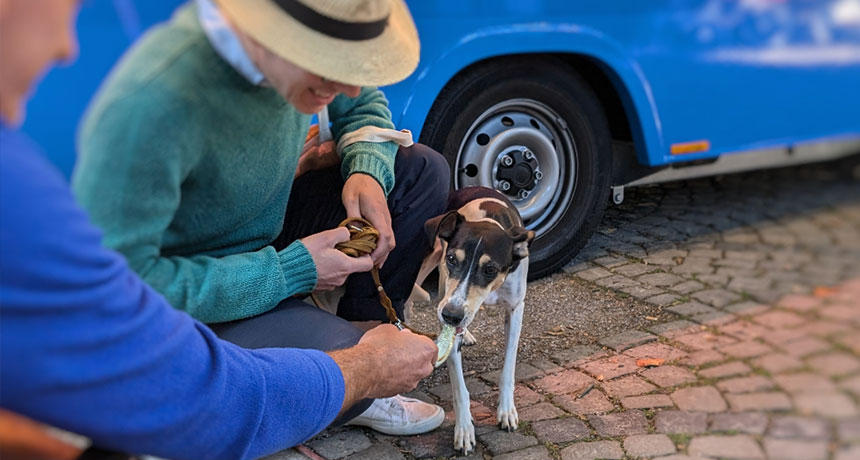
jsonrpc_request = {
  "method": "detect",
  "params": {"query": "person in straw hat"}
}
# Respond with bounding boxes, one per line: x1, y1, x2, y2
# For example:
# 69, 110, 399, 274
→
2, 0, 442, 458
72, 0, 449, 441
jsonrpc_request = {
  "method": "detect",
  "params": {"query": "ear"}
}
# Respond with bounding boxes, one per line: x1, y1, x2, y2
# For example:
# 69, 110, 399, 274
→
424, 211, 462, 243
509, 226, 536, 259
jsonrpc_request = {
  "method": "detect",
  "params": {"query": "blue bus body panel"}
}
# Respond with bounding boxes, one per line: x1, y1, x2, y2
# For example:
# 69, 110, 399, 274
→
23, 0, 860, 176
384, 0, 860, 166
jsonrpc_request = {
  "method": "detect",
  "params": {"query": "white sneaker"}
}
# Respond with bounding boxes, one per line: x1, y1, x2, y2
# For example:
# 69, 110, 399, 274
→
346, 395, 444, 435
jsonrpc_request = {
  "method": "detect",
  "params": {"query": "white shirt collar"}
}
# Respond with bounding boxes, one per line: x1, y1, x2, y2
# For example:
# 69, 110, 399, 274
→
196, 0, 266, 85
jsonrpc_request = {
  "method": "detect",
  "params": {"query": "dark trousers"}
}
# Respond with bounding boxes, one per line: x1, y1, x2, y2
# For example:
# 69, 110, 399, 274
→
211, 144, 450, 423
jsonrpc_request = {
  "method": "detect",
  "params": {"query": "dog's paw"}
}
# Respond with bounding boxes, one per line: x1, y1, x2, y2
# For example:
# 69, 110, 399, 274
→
453, 421, 476, 454
461, 329, 477, 346
497, 405, 519, 432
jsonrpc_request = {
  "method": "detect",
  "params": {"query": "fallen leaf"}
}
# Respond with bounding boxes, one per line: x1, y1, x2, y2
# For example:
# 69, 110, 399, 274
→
596, 374, 605, 381
645, 316, 659, 321
636, 358, 665, 368
813, 286, 836, 298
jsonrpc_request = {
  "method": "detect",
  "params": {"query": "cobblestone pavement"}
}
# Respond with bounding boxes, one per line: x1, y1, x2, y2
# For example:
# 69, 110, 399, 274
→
265, 160, 860, 460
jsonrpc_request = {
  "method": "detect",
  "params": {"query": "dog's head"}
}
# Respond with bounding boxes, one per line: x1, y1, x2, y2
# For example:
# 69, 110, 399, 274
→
425, 211, 535, 331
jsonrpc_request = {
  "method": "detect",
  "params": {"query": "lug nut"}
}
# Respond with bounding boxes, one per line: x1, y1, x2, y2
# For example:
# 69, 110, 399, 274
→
523, 150, 535, 161
498, 180, 511, 191
534, 170, 543, 180
518, 189, 530, 199
501, 155, 514, 167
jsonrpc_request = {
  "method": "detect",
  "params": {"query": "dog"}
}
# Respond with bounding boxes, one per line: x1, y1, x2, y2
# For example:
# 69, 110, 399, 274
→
407, 186, 534, 454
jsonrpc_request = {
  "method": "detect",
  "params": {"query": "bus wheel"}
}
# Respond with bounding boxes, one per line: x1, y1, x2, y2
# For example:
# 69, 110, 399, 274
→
421, 56, 613, 279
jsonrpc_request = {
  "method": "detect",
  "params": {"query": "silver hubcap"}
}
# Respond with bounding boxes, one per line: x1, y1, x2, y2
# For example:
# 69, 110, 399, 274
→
455, 98, 576, 235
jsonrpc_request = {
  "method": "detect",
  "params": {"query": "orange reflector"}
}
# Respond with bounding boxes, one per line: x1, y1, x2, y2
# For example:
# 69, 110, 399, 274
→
671, 140, 711, 155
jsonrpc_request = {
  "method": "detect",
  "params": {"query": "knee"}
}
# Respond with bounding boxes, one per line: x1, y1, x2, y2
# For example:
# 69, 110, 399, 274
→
396, 143, 450, 203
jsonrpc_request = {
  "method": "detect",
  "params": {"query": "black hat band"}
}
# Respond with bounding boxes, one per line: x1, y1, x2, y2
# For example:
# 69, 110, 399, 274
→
273, 0, 389, 41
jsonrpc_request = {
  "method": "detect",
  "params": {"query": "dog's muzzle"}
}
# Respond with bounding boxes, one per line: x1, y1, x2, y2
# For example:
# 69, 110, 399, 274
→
440, 305, 465, 326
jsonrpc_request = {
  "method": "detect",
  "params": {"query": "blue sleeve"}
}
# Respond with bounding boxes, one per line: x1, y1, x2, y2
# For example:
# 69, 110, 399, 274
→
0, 129, 345, 460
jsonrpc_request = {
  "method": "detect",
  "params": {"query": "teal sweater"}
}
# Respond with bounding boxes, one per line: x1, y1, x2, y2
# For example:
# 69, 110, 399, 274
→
73, 3, 398, 323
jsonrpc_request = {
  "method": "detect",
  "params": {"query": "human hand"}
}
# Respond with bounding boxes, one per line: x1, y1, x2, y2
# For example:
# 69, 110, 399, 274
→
357, 324, 437, 398
342, 174, 394, 267
295, 124, 339, 178
301, 227, 373, 290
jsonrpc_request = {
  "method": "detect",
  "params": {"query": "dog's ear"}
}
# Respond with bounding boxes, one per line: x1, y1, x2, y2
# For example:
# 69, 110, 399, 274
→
509, 226, 536, 260
424, 211, 462, 243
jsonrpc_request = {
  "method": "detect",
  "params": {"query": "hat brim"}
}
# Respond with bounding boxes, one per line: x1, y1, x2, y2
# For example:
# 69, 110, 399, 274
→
216, 0, 420, 87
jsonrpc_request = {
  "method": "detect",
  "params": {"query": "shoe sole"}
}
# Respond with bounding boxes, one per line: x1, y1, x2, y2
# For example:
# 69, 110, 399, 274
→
347, 405, 445, 436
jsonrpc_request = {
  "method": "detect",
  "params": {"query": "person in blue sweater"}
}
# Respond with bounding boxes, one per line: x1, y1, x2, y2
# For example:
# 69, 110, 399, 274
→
0, 0, 437, 459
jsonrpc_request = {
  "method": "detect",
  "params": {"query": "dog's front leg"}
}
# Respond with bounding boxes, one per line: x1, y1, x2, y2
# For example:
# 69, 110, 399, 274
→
498, 301, 523, 431
447, 338, 475, 453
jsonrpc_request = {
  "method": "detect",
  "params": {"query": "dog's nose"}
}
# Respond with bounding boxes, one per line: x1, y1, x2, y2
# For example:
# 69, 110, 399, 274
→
441, 307, 464, 326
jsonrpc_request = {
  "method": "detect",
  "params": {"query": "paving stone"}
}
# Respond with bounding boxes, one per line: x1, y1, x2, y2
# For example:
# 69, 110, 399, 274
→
494, 445, 552, 460
837, 417, 860, 442
515, 384, 545, 407
679, 350, 726, 367
688, 434, 765, 459
799, 320, 851, 339
307, 430, 373, 459
793, 392, 858, 418
835, 444, 860, 460
518, 402, 565, 422
560, 440, 623, 460
529, 358, 565, 375
718, 340, 773, 359
621, 394, 674, 409
710, 412, 769, 434
429, 378, 492, 400
552, 345, 608, 369
777, 294, 823, 311
671, 258, 715, 275
259, 449, 310, 460
763, 438, 828, 460
690, 311, 737, 325
807, 352, 860, 377
398, 429, 458, 458
840, 374, 860, 397
531, 369, 594, 395
614, 263, 660, 278
751, 353, 805, 374
760, 327, 808, 345
693, 289, 742, 308
622, 434, 676, 458
674, 331, 738, 351
531, 417, 591, 444
601, 375, 657, 398
821, 304, 859, 322
648, 320, 700, 338
724, 301, 770, 315
588, 411, 649, 437
554, 390, 615, 415
594, 255, 631, 269
594, 274, 640, 290
768, 415, 831, 439
668, 301, 719, 317
654, 410, 707, 434
641, 365, 697, 387
726, 391, 793, 412
599, 329, 657, 352
645, 293, 683, 306
623, 342, 688, 362
643, 249, 688, 266
752, 310, 807, 328
671, 386, 727, 412
718, 321, 770, 341
673, 280, 706, 294
716, 375, 774, 393
576, 267, 613, 281
347, 443, 406, 460
578, 354, 639, 380
619, 284, 667, 299
639, 272, 686, 288
838, 333, 860, 354
478, 431, 538, 456
482, 362, 545, 384
773, 372, 837, 393
780, 337, 830, 358
699, 361, 752, 379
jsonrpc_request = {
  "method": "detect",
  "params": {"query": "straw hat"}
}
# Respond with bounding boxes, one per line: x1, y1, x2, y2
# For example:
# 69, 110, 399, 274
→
215, 0, 420, 87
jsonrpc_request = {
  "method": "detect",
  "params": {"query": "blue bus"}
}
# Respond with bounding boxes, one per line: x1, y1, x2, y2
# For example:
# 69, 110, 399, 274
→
26, 0, 860, 279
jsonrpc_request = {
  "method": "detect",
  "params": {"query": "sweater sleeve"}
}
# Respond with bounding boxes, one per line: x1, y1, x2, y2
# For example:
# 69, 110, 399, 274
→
328, 87, 398, 195
0, 136, 344, 460
73, 93, 317, 323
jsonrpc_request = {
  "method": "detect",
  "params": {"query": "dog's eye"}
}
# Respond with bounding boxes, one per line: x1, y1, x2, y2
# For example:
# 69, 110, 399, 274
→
446, 253, 457, 267
483, 264, 499, 278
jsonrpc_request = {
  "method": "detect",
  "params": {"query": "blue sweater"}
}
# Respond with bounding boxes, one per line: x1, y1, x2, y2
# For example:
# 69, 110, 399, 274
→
0, 125, 344, 459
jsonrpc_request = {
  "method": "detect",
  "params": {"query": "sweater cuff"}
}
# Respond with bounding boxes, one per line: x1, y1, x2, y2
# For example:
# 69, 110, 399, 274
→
277, 241, 317, 296
341, 144, 395, 196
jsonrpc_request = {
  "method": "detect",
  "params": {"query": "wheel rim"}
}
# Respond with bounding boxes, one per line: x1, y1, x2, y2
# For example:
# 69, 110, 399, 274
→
454, 98, 576, 236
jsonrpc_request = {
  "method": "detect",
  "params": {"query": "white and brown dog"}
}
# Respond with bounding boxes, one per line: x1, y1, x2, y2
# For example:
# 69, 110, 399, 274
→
408, 187, 534, 454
